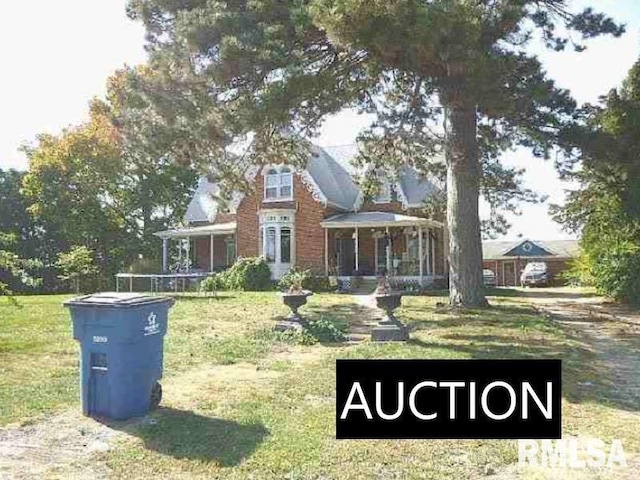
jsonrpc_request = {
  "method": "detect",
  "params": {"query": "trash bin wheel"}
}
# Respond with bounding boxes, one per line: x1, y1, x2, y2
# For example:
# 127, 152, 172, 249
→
150, 382, 162, 410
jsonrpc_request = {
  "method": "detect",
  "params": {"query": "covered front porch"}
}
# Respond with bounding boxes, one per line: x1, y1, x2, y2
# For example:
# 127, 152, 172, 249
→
153, 222, 237, 273
321, 212, 446, 285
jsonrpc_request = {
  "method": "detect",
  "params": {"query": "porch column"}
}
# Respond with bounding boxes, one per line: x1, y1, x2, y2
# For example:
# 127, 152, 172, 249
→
193, 237, 197, 269
185, 238, 191, 272
210, 234, 214, 272
442, 225, 449, 276
432, 230, 436, 275
177, 239, 182, 271
354, 227, 359, 272
385, 226, 392, 274
162, 238, 168, 272
425, 228, 431, 275
324, 228, 329, 276
418, 226, 424, 285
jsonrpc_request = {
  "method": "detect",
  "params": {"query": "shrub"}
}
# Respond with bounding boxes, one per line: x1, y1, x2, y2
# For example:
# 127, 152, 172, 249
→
561, 253, 595, 287
223, 257, 272, 291
278, 267, 333, 292
303, 316, 347, 343
305, 275, 333, 293
200, 272, 227, 292
591, 242, 640, 305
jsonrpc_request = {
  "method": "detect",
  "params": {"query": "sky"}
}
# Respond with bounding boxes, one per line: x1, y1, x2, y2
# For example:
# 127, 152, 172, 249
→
1, 1, 639, 241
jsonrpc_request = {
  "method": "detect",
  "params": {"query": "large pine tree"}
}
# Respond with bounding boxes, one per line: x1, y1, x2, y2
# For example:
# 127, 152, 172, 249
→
128, 0, 623, 306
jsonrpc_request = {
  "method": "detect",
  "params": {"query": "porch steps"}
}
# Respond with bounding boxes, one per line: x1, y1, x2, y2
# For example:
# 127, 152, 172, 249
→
349, 278, 378, 295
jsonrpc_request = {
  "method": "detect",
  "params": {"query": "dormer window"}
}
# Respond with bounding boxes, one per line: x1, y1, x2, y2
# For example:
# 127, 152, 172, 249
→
373, 173, 398, 204
264, 166, 293, 201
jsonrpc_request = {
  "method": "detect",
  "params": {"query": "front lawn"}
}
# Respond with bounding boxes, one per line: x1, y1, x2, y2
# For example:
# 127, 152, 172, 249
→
1, 291, 637, 478
0, 292, 354, 426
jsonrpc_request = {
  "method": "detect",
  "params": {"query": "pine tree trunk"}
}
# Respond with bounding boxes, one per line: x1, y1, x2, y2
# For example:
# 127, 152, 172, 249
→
442, 91, 488, 307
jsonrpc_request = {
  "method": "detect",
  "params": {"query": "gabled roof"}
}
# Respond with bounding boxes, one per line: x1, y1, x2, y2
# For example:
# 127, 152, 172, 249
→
184, 177, 219, 224
308, 146, 360, 210
323, 145, 443, 209
483, 239, 579, 260
183, 143, 442, 224
397, 165, 441, 207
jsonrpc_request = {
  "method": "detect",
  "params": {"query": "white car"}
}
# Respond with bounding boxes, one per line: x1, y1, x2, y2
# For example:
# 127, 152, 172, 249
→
520, 262, 549, 287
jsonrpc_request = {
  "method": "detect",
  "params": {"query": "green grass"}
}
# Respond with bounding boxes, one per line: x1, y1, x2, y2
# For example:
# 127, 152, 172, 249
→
0, 295, 77, 424
0, 292, 320, 425
1, 290, 638, 479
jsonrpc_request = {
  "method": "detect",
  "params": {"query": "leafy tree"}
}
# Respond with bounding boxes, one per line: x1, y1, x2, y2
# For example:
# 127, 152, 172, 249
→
0, 233, 41, 304
128, 0, 622, 306
57, 246, 99, 294
553, 58, 640, 304
21, 114, 129, 286
93, 66, 198, 257
22, 68, 198, 285
0, 170, 52, 265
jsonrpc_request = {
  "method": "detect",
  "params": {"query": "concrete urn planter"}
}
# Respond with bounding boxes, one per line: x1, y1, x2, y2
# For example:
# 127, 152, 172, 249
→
374, 293, 402, 319
275, 290, 313, 332
371, 292, 409, 342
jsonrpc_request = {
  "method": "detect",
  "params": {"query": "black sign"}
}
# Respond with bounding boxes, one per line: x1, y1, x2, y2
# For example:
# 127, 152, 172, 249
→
336, 359, 561, 439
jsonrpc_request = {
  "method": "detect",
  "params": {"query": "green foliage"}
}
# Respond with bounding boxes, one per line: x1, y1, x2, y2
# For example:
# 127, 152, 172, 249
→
56, 246, 98, 294
303, 316, 347, 344
128, 0, 622, 306
0, 233, 42, 303
200, 272, 228, 292
561, 254, 595, 287
590, 243, 640, 305
127, 257, 162, 274
218, 257, 272, 292
304, 275, 333, 293
278, 268, 310, 292
278, 268, 333, 293
554, 57, 640, 305
19, 67, 197, 290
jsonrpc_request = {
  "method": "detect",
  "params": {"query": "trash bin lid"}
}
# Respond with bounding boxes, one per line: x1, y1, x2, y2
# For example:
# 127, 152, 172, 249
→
64, 292, 174, 309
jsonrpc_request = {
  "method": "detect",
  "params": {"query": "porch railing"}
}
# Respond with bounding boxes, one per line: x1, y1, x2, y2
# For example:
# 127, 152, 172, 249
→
115, 272, 212, 294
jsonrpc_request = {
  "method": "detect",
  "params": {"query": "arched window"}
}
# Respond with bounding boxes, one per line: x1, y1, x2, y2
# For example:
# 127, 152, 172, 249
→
265, 168, 279, 199
373, 169, 397, 204
265, 227, 277, 263
264, 165, 294, 201
280, 167, 292, 198
280, 227, 291, 263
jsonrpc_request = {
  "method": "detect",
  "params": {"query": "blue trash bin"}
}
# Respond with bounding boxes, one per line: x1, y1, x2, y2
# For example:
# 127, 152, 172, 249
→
64, 292, 175, 420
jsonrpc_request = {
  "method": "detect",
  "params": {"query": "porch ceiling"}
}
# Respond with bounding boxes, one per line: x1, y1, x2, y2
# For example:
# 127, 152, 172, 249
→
321, 212, 442, 229
154, 222, 236, 239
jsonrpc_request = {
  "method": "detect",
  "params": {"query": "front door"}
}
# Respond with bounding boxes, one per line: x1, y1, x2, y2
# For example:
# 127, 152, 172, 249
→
503, 261, 516, 286
375, 237, 390, 274
337, 237, 355, 275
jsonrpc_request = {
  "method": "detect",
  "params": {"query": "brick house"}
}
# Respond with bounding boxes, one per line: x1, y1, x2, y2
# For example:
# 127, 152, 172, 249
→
482, 239, 579, 286
154, 144, 447, 284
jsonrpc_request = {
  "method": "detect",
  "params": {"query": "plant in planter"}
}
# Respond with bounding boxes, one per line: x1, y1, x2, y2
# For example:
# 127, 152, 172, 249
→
371, 274, 409, 342
276, 268, 313, 330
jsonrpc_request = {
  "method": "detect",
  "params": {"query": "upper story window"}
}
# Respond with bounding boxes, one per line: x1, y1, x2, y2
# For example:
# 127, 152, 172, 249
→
264, 166, 293, 201
373, 175, 398, 204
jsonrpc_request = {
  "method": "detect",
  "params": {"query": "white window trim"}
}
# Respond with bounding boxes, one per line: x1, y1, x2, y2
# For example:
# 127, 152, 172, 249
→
263, 165, 294, 202
259, 210, 296, 267
373, 179, 392, 204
